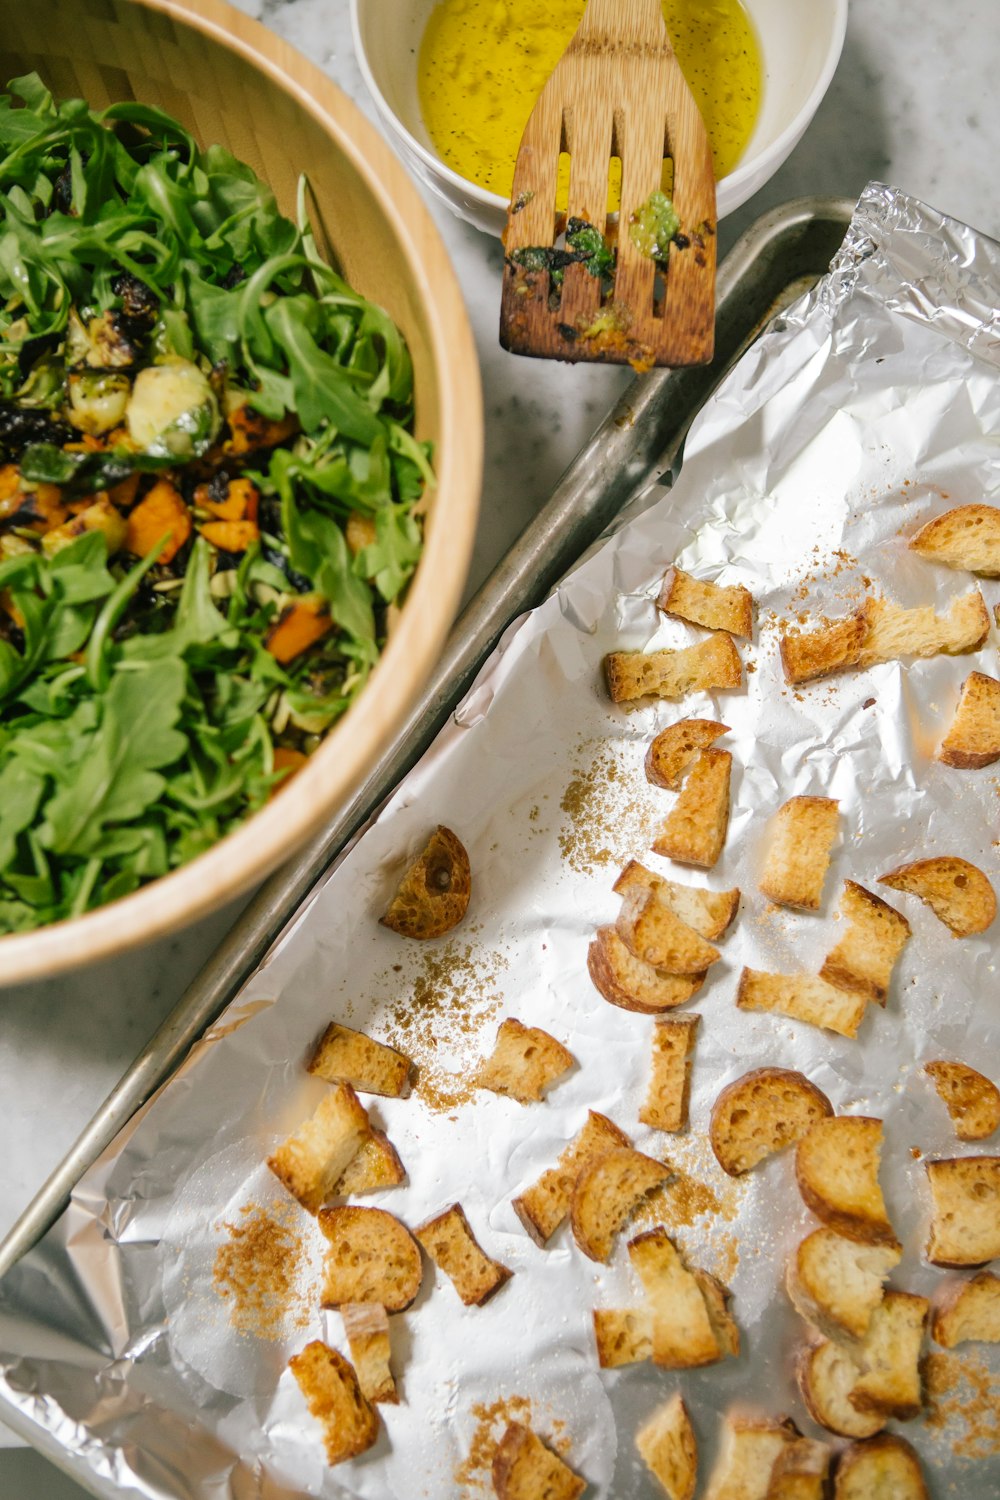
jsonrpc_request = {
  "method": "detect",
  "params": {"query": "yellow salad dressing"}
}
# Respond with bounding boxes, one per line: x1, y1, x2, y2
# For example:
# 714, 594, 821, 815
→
418, 0, 762, 207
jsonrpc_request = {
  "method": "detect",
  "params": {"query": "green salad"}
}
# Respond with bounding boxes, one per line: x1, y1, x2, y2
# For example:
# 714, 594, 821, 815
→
0, 74, 431, 934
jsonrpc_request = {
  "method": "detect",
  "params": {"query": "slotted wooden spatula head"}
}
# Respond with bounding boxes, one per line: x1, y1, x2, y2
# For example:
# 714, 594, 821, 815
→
499, 0, 716, 369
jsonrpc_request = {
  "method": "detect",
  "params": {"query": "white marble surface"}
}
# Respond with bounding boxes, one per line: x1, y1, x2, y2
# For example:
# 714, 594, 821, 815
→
2, 0, 999, 1489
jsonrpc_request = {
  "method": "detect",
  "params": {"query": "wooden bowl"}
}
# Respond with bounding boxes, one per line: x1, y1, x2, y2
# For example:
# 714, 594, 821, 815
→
0, 0, 482, 983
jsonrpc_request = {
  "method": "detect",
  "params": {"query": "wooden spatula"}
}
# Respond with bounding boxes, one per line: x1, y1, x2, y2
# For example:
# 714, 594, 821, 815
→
499, 0, 716, 369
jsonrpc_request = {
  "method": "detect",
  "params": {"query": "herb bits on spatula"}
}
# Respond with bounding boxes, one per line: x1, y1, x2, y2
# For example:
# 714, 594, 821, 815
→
499, 0, 716, 370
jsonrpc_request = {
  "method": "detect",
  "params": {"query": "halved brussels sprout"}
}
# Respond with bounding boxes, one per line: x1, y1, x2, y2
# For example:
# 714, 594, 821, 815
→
66, 371, 131, 436
126, 359, 220, 460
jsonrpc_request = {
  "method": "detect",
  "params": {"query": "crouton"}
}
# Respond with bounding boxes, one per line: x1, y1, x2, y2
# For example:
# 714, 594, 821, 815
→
909, 502, 1000, 575
267, 1083, 369, 1214
691, 1268, 741, 1360
629, 1227, 731, 1368
924, 1060, 1000, 1141
652, 748, 732, 868
758, 797, 840, 911
476, 1018, 574, 1104
380, 825, 471, 939
931, 1270, 1000, 1347
332, 1129, 406, 1196
605, 633, 742, 703
617, 885, 721, 974
786, 1229, 901, 1340
593, 1305, 653, 1367
340, 1303, 397, 1404
513, 1111, 631, 1245
636, 1393, 698, 1500
796, 1341, 886, 1439
645, 717, 730, 790
766, 1439, 831, 1500
795, 1117, 899, 1247
833, 1436, 928, 1499
709, 1069, 834, 1177
857, 590, 990, 668
587, 926, 705, 1014
613, 861, 740, 939
703, 1416, 801, 1500
640, 1014, 701, 1132
879, 856, 996, 937
735, 969, 868, 1040
780, 613, 866, 685
937, 670, 1000, 768
570, 1148, 672, 1262
492, 1422, 585, 1500
657, 566, 754, 638
308, 1023, 412, 1097
414, 1202, 511, 1305
317, 1206, 423, 1312
818, 881, 910, 1005
848, 1290, 928, 1419
288, 1340, 379, 1464
925, 1155, 1000, 1266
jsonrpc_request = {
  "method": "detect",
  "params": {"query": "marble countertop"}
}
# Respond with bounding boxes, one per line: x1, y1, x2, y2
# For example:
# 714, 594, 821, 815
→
3, 0, 999, 1489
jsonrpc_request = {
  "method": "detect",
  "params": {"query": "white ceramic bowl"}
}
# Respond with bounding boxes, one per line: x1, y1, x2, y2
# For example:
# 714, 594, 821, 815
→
352, 0, 848, 237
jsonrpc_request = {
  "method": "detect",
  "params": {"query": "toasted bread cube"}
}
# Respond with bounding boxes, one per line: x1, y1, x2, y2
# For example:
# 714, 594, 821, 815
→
767, 1438, 831, 1500
833, 1435, 928, 1499
849, 1291, 928, 1419
587, 925, 705, 1014
819, 881, 910, 1005
415, 1202, 511, 1306
909, 502, 1000, 575
924, 1060, 1000, 1141
288, 1340, 379, 1465
605, 633, 742, 703
735, 968, 868, 1039
780, 613, 866, 685
570, 1149, 671, 1263
341, 1302, 397, 1404
857, 589, 990, 668
381, 825, 471, 939
925, 1155, 1000, 1266
318, 1205, 422, 1311
332, 1129, 406, 1196
880, 857, 996, 937
477, 1018, 574, 1104
692, 1268, 741, 1360
938, 670, 1000, 768
652, 748, 732, 868
308, 1022, 412, 1097
492, 1422, 585, 1500
932, 1270, 1000, 1347
629, 1228, 729, 1369
267, 1083, 369, 1214
617, 885, 721, 974
703, 1416, 802, 1500
512, 1110, 631, 1245
645, 717, 730, 790
636, 1393, 698, 1500
797, 1341, 886, 1439
640, 1014, 700, 1133
709, 1068, 833, 1177
657, 566, 754, 638
593, 1305, 653, 1367
759, 797, 840, 911
786, 1229, 901, 1340
613, 861, 740, 939
796, 1117, 899, 1248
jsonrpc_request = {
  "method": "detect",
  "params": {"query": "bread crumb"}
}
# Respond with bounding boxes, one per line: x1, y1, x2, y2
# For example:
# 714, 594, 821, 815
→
212, 1202, 312, 1340
559, 741, 658, 874
925, 1350, 1000, 1457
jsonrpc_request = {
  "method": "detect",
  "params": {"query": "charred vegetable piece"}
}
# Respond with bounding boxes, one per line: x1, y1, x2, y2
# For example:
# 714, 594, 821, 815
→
124, 480, 192, 564
265, 596, 335, 663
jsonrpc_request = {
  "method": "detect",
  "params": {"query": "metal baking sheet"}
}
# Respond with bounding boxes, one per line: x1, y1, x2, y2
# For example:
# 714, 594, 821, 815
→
0, 196, 854, 1287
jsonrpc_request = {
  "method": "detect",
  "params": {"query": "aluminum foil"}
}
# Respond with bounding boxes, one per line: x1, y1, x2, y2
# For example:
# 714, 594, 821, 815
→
2, 182, 1000, 1498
